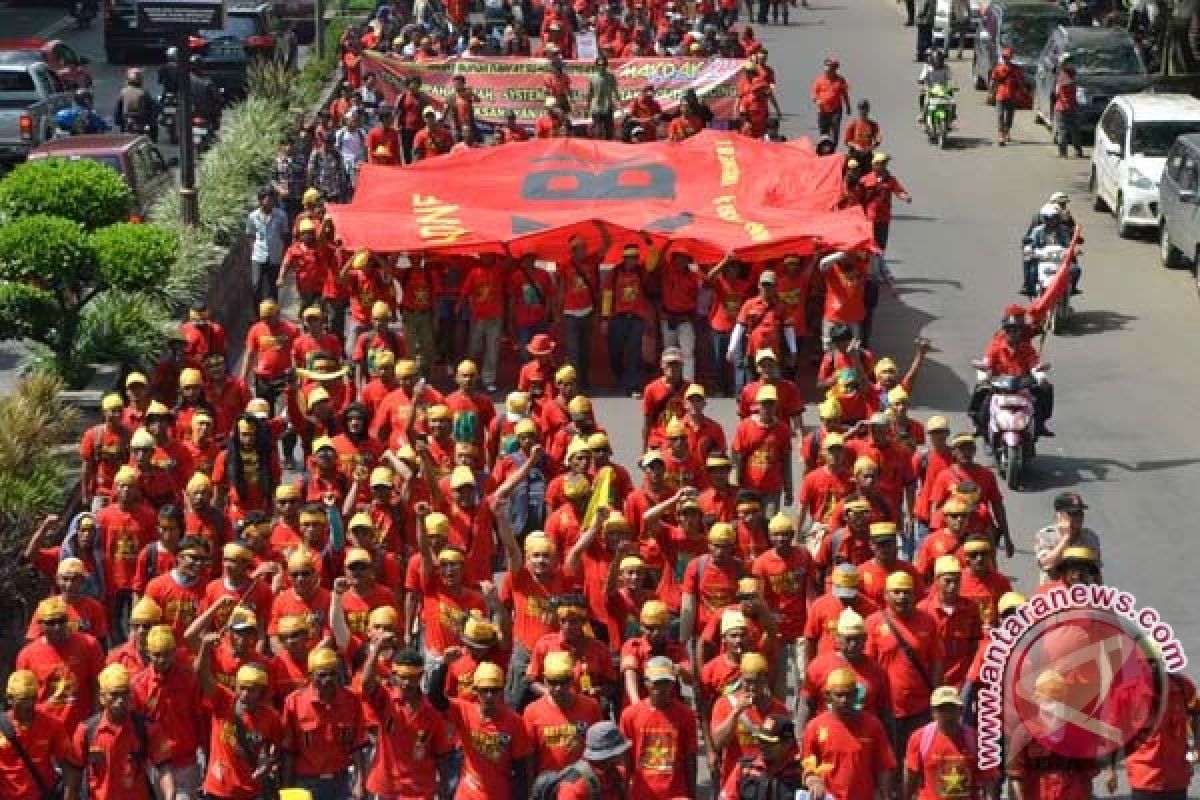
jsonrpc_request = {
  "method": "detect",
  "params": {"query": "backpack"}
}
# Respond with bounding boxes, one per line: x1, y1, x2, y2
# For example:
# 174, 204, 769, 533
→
452, 408, 479, 444
736, 757, 806, 800
508, 451, 547, 535
530, 761, 600, 800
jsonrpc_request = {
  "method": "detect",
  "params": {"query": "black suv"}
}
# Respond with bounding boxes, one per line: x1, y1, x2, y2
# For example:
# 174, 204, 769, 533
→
190, 3, 296, 100
1032, 26, 1152, 133
104, 0, 174, 63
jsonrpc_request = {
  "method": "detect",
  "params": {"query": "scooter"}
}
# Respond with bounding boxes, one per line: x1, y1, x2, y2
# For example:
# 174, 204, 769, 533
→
972, 360, 1052, 490
1027, 242, 1079, 334
923, 84, 957, 149
159, 91, 178, 144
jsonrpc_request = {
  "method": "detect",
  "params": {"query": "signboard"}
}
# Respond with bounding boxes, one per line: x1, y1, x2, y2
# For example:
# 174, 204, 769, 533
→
361, 51, 744, 128
137, 0, 226, 31
575, 32, 598, 61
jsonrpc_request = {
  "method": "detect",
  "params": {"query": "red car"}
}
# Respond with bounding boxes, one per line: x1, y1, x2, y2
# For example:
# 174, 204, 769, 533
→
0, 39, 93, 89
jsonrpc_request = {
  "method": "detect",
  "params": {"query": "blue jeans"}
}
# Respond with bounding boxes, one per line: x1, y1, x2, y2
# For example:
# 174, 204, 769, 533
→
711, 330, 732, 395
565, 313, 594, 389
607, 314, 644, 394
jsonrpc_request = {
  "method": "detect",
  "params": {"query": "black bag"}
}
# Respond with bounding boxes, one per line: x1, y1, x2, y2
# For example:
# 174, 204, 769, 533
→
529, 761, 600, 800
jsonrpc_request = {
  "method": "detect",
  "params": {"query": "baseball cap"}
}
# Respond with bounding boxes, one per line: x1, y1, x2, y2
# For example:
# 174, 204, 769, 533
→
1054, 492, 1087, 513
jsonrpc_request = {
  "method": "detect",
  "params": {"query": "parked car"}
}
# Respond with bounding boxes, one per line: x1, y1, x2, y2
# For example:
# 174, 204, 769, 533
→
0, 39, 93, 89
104, 0, 174, 63
1090, 93, 1200, 237
1157, 133, 1200, 268
0, 62, 71, 164
190, 3, 296, 100
28, 134, 174, 220
1033, 27, 1152, 134
933, 0, 985, 52
972, 0, 1070, 99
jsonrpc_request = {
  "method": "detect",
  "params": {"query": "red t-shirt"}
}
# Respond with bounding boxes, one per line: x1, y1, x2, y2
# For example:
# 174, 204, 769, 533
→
280, 685, 366, 778
905, 723, 994, 800
509, 266, 557, 329
202, 686, 282, 800
461, 265, 506, 320
919, 594, 984, 688
619, 699, 699, 799
498, 567, 575, 651
130, 661, 205, 768
801, 709, 897, 800
1, 709, 70, 800
364, 688, 454, 797
681, 554, 742, 632
811, 74, 850, 113
447, 698, 534, 800
865, 607, 945, 718
245, 319, 300, 379
731, 417, 792, 494
15, 634, 104, 732
522, 694, 604, 773
560, 257, 601, 314
822, 258, 869, 324
96, 502, 157, 594
751, 546, 814, 640
418, 568, 488, 655
803, 651, 892, 717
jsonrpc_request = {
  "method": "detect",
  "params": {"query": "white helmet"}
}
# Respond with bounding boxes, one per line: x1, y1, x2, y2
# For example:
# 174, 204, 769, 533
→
1049, 191, 1069, 204
1040, 203, 1061, 220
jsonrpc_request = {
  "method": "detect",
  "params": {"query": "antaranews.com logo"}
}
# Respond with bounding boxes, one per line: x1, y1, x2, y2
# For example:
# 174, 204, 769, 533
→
975, 583, 1188, 770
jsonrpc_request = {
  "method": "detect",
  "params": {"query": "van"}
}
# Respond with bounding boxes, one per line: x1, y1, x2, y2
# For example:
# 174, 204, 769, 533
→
1089, 94, 1200, 237
1158, 133, 1200, 268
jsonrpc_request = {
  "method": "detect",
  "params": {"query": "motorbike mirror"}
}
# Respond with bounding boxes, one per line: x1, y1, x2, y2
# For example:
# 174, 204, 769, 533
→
1179, 189, 1197, 204
971, 358, 988, 370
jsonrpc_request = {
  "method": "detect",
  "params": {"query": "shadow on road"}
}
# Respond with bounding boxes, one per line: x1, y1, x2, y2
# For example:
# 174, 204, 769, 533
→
945, 135, 993, 150
1020, 453, 1200, 489
1054, 308, 1136, 336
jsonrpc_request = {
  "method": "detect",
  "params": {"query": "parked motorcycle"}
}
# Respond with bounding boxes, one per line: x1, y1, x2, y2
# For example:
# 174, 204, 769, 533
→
1027, 242, 1079, 334
159, 91, 178, 145
923, 84, 957, 149
972, 360, 1052, 490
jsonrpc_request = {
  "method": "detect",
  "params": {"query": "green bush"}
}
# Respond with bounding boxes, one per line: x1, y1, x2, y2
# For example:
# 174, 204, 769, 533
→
0, 214, 94, 298
0, 158, 132, 230
90, 223, 179, 293
71, 290, 173, 369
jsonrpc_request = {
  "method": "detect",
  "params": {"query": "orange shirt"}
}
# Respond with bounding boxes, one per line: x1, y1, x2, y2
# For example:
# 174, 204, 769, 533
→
0, 709, 71, 800
498, 567, 573, 652
15, 634, 104, 732
811, 74, 849, 113
1125, 674, 1199, 790
905, 723, 993, 800
619, 698, 699, 800
130, 661, 205, 768
448, 698, 534, 800
280, 685, 366, 777
245, 319, 300, 379
522, 694, 603, 773
731, 417, 792, 495
803, 651, 892, 718
803, 592, 879, 656
681, 554, 742, 632
96, 502, 157, 594
801, 709, 897, 800
919, 595, 983, 688
144, 573, 205, 640
202, 686, 282, 800
711, 693, 789, 787
751, 546, 814, 640
418, 568, 488, 656
69, 711, 162, 800
865, 607, 945, 718
822, 258, 868, 324
364, 687, 454, 797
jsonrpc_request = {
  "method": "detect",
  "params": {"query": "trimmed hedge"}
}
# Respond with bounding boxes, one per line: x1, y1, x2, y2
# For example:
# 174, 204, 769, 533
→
0, 158, 132, 230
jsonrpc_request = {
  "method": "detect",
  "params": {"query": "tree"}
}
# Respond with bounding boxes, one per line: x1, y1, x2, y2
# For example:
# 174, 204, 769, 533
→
0, 215, 176, 386
0, 158, 132, 231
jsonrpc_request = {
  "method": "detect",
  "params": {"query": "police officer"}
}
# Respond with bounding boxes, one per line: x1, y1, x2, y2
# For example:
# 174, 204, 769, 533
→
114, 68, 157, 140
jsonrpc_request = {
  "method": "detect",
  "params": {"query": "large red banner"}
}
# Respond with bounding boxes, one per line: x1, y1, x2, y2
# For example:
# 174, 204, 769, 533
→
325, 130, 875, 261
360, 50, 744, 127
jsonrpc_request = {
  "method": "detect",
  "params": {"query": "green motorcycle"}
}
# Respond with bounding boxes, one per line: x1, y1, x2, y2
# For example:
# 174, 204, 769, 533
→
923, 84, 957, 149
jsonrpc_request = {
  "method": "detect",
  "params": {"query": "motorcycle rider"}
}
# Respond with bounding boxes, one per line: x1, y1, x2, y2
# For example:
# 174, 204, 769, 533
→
114, 68, 157, 139
968, 311, 1054, 438
60, 88, 108, 134
1022, 203, 1080, 297
916, 49, 952, 123
188, 56, 224, 130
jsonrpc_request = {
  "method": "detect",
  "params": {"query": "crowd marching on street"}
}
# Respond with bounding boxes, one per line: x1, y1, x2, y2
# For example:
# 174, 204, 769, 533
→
2, 0, 1196, 799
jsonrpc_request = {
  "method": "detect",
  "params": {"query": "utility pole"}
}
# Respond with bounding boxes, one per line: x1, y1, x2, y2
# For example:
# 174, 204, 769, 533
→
176, 35, 199, 227
315, 0, 326, 60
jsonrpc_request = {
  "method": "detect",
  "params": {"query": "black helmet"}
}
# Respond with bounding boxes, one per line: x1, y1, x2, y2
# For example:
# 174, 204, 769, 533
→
73, 88, 93, 106
1001, 315, 1024, 329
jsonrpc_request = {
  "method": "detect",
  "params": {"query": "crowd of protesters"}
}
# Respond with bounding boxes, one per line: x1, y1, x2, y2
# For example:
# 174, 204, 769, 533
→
3, 1, 1197, 800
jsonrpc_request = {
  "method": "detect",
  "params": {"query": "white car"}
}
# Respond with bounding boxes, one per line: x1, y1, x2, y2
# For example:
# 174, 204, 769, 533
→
933, 0, 983, 50
1090, 93, 1200, 238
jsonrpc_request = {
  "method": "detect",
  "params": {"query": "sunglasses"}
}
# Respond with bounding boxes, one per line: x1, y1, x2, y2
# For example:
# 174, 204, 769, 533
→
546, 678, 573, 688
347, 563, 371, 571
476, 687, 503, 695
281, 631, 308, 641
290, 569, 315, 579
41, 618, 68, 627
945, 512, 969, 518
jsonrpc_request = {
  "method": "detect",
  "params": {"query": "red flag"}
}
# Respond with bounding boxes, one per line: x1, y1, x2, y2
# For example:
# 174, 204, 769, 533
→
1028, 226, 1081, 324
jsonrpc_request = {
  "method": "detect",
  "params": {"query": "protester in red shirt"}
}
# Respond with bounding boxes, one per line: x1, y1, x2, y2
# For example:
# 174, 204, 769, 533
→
460, 258, 506, 391
905, 686, 994, 800
811, 57, 852, 146
366, 104, 400, 164
620, 656, 699, 799
626, 86, 663, 142
81, 393, 131, 508
844, 98, 883, 161
412, 108, 454, 160
2, 670, 73, 800
16, 596, 105, 733
278, 219, 332, 312
919, 556, 983, 689
990, 47, 1025, 145
731, 385, 794, 510
803, 666, 897, 800
536, 100, 568, 138
860, 152, 913, 252
279, 647, 367, 793
241, 300, 300, 410
818, 251, 871, 348
522, 650, 604, 773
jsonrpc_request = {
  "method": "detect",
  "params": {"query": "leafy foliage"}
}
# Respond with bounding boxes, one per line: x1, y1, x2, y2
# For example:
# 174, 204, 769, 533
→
0, 214, 94, 291
72, 290, 173, 369
90, 223, 179, 293
0, 375, 79, 629
0, 282, 57, 341
0, 158, 132, 230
